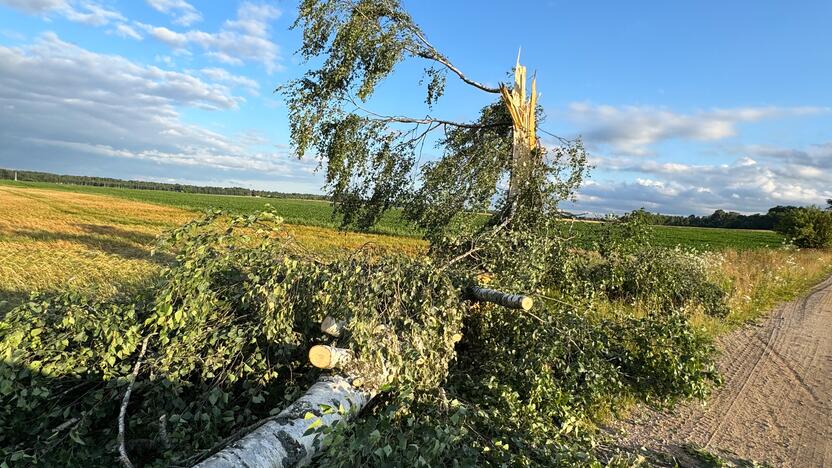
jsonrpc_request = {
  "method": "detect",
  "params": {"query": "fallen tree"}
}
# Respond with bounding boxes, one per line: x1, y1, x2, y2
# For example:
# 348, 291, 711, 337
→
197, 280, 535, 467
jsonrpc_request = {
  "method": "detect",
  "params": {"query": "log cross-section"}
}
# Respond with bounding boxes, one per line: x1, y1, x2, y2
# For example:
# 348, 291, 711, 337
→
467, 285, 533, 310
194, 376, 371, 468
308, 345, 353, 370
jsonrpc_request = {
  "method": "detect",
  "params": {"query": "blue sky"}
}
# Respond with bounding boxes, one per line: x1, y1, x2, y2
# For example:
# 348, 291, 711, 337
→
0, 0, 829, 215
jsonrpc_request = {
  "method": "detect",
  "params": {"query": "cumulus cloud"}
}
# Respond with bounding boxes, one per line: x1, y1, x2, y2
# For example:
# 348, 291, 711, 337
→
0, 0, 124, 26
145, 0, 201, 26
0, 33, 318, 186
138, 2, 282, 73
568, 102, 827, 156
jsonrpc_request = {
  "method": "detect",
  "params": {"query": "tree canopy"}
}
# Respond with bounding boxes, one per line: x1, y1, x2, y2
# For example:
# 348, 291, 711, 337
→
282, 0, 587, 254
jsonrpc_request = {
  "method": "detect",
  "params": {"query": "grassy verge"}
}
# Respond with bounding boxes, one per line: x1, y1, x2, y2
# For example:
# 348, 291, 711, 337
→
694, 248, 832, 336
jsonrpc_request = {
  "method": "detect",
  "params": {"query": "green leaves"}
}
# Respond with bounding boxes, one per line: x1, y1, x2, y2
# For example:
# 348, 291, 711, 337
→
774, 205, 832, 248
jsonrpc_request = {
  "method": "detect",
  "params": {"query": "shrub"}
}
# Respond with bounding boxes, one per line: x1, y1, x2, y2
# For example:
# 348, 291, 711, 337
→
774, 206, 832, 248
585, 246, 730, 317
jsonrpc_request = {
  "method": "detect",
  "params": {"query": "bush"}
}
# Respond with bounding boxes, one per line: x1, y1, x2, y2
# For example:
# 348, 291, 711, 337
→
774, 206, 832, 248
584, 246, 729, 317
562, 213, 730, 317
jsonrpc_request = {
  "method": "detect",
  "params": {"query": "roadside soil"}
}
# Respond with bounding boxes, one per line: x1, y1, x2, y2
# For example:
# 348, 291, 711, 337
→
610, 275, 832, 467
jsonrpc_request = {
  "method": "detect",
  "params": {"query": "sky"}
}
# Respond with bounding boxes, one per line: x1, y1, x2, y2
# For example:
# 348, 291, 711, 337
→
0, 0, 830, 216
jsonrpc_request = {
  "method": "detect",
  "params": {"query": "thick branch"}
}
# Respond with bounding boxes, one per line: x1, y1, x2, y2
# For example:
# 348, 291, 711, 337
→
467, 286, 534, 310
347, 96, 510, 129
371, 114, 509, 129
309, 345, 354, 370
355, 0, 501, 94
321, 316, 346, 337
413, 49, 501, 94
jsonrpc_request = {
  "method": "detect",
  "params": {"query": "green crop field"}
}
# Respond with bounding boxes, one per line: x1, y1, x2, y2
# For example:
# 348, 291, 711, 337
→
0, 180, 786, 250
649, 224, 784, 250
563, 220, 784, 251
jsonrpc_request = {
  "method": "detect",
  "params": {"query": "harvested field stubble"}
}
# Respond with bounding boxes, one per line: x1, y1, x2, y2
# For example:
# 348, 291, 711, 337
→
0, 186, 425, 312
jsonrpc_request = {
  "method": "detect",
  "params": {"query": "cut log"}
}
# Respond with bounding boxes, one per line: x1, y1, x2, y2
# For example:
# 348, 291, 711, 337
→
195, 375, 372, 468
308, 345, 353, 370
320, 316, 346, 337
467, 285, 533, 310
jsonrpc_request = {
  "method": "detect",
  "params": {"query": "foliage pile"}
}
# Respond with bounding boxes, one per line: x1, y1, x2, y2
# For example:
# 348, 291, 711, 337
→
0, 211, 466, 465
315, 297, 718, 466
0, 206, 726, 466
565, 215, 730, 317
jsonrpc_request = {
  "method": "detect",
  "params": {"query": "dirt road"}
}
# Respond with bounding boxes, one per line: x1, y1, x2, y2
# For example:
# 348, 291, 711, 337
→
612, 276, 832, 467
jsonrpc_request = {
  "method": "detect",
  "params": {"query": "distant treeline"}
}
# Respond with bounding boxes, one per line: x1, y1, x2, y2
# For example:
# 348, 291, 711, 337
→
0, 168, 329, 200
632, 207, 810, 230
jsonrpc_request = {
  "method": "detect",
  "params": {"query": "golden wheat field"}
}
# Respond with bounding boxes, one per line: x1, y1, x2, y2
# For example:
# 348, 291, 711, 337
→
0, 185, 425, 312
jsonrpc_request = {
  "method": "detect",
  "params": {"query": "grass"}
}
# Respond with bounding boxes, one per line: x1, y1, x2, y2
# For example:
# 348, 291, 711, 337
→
0, 185, 425, 313
692, 247, 832, 336
2, 180, 825, 328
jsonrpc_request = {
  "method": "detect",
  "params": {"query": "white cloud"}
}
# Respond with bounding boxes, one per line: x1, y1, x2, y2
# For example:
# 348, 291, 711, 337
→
138, 2, 283, 73
112, 23, 142, 40
145, 0, 201, 26
199, 67, 260, 95
0, 33, 317, 185
0, 0, 124, 26
568, 102, 828, 156
0, 0, 66, 14
569, 151, 832, 216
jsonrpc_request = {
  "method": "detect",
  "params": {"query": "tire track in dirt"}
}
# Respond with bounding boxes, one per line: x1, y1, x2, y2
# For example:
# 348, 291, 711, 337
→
611, 276, 832, 467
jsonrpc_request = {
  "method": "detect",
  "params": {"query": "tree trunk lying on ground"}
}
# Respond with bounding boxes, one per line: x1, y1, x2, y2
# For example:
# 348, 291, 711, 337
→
194, 375, 371, 468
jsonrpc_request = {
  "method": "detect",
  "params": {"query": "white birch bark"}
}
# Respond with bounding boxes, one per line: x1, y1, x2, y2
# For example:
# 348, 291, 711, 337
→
468, 285, 533, 310
320, 316, 346, 337
195, 376, 371, 468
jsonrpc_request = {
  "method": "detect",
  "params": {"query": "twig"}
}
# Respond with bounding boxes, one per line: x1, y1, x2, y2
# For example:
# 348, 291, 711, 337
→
158, 414, 170, 450
52, 417, 80, 435
536, 293, 581, 310
118, 336, 150, 468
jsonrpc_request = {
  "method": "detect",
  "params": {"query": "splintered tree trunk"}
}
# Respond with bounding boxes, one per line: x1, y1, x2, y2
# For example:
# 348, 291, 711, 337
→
500, 54, 538, 212
195, 376, 371, 468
